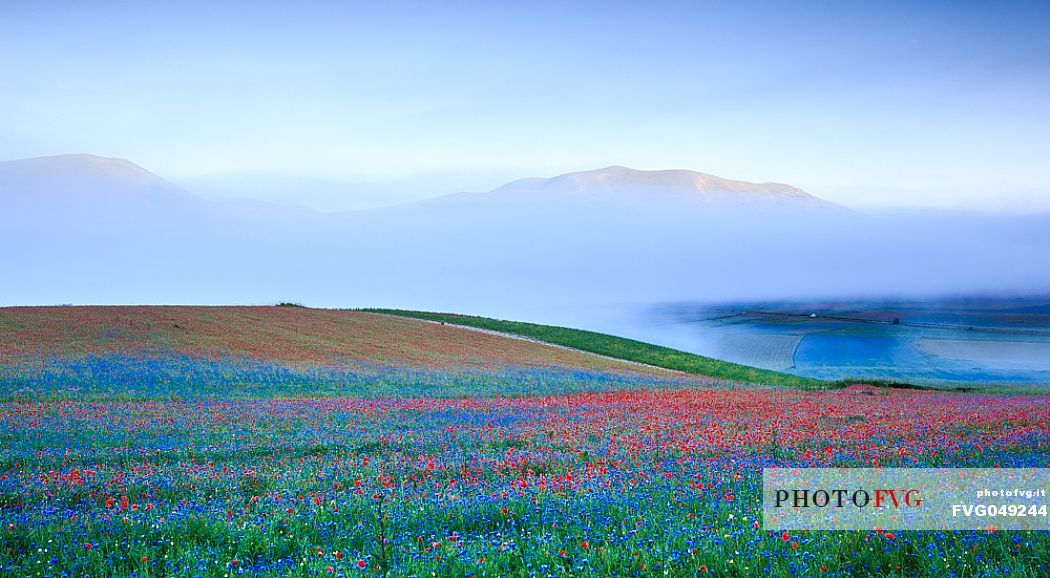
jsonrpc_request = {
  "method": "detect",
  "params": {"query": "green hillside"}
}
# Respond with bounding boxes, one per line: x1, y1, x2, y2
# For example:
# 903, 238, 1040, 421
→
364, 309, 827, 388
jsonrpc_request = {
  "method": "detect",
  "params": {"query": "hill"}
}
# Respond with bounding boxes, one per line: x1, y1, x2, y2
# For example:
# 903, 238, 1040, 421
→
0, 305, 665, 374
365, 309, 825, 388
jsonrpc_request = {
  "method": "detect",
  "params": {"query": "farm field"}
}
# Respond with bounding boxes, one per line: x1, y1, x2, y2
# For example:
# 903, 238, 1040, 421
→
2, 306, 1049, 577
0, 307, 707, 400
0, 306, 670, 376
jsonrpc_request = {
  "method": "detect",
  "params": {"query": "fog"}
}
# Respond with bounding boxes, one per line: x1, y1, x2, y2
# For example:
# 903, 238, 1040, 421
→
3, 156, 1049, 333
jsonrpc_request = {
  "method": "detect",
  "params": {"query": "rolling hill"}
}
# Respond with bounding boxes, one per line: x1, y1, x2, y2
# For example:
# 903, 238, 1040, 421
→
0, 305, 732, 399
0, 305, 663, 374
366, 308, 825, 388
0, 305, 839, 402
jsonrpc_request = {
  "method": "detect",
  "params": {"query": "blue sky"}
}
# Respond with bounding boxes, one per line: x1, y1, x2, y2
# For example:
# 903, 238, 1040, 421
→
2, 0, 1048, 211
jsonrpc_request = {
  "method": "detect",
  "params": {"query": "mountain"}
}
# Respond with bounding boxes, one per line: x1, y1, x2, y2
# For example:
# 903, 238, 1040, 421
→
1, 154, 1048, 317
0, 155, 839, 218
401, 165, 845, 213
0, 153, 314, 224
493, 165, 836, 206
0, 154, 199, 213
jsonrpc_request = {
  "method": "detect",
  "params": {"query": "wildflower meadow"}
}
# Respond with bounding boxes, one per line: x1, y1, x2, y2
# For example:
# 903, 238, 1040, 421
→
1, 308, 1048, 577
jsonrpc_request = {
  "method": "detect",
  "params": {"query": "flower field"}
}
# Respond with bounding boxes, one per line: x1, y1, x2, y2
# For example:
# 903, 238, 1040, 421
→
2, 378, 1049, 577
0, 307, 665, 376
2, 307, 1049, 577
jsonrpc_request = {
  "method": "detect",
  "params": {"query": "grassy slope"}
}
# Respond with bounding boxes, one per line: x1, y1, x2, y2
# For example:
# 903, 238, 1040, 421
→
0, 306, 666, 375
365, 309, 827, 388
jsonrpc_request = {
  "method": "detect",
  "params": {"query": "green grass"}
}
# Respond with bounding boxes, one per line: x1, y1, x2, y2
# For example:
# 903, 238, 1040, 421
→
363, 309, 828, 389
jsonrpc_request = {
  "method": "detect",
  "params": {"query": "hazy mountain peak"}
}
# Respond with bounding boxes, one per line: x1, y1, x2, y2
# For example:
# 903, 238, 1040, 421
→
0, 153, 191, 201
43, 153, 146, 171
4, 152, 156, 176
0, 154, 325, 225
490, 165, 839, 209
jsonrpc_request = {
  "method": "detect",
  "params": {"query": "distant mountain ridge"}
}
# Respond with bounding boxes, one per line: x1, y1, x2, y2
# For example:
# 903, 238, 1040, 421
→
0, 153, 844, 216
394, 165, 845, 213
497, 165, 811, 198
3, 152, 1046, 310
0, 154, 318, 221
0, 153, 195, 206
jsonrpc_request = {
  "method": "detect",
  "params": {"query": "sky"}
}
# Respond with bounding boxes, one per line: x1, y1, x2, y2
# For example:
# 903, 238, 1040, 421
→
2, 0, 1049, 212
